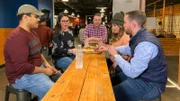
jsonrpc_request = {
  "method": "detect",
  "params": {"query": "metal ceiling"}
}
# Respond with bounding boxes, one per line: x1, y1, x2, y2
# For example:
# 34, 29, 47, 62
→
54, 0, 180, 16
54, 0, 112, 15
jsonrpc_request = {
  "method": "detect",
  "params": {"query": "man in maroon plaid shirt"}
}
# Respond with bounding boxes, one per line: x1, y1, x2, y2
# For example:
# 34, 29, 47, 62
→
34, 16, 52, 49
34, 16, 53, 55
83, 13, 107, 44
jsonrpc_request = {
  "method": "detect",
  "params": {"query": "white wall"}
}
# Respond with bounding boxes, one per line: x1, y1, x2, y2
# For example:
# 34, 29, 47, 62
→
146, 17, 156, 29
113, 0, 145, 15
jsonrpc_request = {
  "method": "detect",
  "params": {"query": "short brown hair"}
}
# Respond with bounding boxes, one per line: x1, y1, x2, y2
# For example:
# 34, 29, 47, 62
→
93, 13, 101, 18
125, 10, 146, 27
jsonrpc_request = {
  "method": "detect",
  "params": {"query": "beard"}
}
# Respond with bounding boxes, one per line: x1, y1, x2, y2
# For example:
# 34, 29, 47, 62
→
29, 23, 39, 29
125, 31, 131, 35
124, 28, 132, 35
94, 23, 100, 27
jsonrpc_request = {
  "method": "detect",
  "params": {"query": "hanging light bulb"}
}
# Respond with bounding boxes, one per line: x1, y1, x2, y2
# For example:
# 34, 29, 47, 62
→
77, 14, 80, 18
71, 12, 75, 17
64, 9, 68, 13
101, 13, 104, 18
100, 9, 105, 13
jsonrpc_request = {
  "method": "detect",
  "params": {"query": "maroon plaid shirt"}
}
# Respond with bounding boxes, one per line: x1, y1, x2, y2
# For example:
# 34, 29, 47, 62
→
83, 24, 107, 43
34, 25, 52, 47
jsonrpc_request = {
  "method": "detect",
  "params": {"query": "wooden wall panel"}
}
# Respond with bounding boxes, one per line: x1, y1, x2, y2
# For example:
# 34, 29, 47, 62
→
146, 3, 180, 38
0, 28, 14, 65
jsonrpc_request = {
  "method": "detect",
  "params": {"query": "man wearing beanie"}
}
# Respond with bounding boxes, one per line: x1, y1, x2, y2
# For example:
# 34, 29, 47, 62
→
83, 13, 107, 44
99, 10, 167, 101
4, 4, 61, 100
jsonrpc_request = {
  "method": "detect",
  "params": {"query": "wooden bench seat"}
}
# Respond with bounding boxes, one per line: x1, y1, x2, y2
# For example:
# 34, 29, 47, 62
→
159, 38, 180, 56
159, 38, 180, 86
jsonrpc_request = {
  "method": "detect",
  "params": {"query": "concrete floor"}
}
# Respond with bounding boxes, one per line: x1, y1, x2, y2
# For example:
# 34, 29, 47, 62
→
0, 68, 15, 101
166, 56, 179, 83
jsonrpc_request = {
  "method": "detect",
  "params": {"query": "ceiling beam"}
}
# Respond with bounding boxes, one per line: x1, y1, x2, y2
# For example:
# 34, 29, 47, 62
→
146, 0, 161, 7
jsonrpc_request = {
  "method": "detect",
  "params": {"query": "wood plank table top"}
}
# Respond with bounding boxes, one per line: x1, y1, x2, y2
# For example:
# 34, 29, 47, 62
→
42, 53, 115, 101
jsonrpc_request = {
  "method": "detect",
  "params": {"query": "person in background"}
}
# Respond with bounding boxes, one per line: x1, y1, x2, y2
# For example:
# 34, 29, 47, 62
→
74, 24, 80, 37
78, 23, 86, 44
106, 23, 112, 44
99, 10, 167, 101
156, 21, 165, 38
83, 13, 107, 44
34, 15, 53, 55
52, 12, 76, 71
4, 4, 61, 101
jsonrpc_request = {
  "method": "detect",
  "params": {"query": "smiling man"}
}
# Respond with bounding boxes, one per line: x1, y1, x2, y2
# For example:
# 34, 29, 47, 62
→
4, 4, 61, 100
83, 13, 107, 44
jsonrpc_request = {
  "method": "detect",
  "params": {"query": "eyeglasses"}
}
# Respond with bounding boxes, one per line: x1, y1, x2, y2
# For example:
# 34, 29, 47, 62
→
61, 20, 69, 23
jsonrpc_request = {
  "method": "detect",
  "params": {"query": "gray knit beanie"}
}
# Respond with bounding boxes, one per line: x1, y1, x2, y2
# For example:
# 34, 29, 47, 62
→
111, 11, 124, 26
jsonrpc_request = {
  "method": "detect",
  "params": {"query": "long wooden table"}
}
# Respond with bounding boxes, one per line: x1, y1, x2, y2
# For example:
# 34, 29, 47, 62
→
42, 53, 115, 101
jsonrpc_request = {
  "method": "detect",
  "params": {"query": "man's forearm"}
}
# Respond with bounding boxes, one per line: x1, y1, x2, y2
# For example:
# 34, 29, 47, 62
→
32, 66, 46, 74
41, 54, 48, 65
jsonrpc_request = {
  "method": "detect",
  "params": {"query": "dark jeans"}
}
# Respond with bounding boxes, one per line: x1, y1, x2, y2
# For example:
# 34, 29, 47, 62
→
106, 58, 122, 74
112, 72, 161, 101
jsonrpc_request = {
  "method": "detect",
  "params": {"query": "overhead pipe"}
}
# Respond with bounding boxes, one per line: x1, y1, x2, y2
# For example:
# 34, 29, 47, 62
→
146, 0, 161, 7
153, 2, 156, 16
162, 0, 166, 32
139, 0, 142, 10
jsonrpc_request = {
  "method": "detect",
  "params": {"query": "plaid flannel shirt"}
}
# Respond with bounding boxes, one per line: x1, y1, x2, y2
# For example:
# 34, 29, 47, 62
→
83, 24, 107, 43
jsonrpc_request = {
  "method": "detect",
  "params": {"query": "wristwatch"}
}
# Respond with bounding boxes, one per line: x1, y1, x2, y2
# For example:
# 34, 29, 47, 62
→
114, 54, 119, 58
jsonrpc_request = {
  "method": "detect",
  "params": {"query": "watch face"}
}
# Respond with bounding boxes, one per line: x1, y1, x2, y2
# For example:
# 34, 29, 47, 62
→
114, 54, 119, 57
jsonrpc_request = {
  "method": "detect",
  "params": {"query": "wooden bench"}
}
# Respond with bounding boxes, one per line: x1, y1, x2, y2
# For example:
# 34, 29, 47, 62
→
159, 38, 180, 86
42, 53, 115, 101
159, 38, 180, 56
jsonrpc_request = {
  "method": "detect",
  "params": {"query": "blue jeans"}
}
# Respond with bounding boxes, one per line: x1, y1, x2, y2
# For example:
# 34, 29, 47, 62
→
113, 72, 161, 101
55, 54, 75, 69
12, 71, 61, 100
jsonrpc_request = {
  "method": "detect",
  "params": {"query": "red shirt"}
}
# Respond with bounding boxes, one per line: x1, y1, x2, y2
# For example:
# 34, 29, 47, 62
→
4, 27, 42, 84
34, 25, 52, 47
